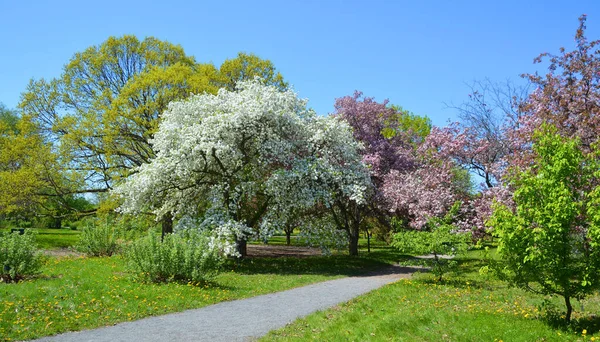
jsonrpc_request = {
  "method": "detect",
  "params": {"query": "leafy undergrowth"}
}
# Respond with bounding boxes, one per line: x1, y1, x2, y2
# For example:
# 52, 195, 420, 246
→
262, 256, 600, 342
0, 252, 390, 341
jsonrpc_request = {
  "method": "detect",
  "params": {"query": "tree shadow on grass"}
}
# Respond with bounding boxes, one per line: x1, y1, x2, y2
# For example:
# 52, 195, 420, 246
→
230, 255, 381, 276
541, 310, 600, 335
417, 276, 495, 291
229, 255, 395, 277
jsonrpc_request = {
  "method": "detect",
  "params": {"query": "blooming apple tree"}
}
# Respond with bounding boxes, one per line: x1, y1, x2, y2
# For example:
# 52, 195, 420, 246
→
511, 15, 600, 167
334, 92, 466, 231
115, 80, 370, 256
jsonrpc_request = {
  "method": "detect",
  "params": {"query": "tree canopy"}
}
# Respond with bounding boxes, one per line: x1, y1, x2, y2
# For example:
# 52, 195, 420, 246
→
115, 80, 370, 256
18, 36, 288, 222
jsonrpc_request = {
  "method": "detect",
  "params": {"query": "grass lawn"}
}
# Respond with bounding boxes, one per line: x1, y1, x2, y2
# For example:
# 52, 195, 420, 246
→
0, 228, 81, 250
262, 251, 600, 342
0, 247, 394, 341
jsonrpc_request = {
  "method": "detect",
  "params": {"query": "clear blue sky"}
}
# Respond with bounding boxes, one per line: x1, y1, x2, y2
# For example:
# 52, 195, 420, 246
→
1, 0, 599, 126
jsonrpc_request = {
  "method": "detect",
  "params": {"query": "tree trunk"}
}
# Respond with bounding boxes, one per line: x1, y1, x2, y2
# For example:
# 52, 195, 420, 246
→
565, 295, 573, 323
434, 253, 443, 281
161, 213, 173, 240
286, 231, 291, 246
348, 232, 359, 256
236, 238, 247, 257
367, 230, 371, 253
485, 173, 493, 189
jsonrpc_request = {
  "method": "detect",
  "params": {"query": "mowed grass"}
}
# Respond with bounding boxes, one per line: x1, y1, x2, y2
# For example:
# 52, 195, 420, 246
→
262, 252, 600, 342
32, 229, 80, 249
0, 250, 393, 341
0, 228, 80, 250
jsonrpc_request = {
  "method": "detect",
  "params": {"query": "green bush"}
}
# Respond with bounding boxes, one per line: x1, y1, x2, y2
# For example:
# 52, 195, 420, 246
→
112, 215, 157, 241
0, 230, 44, 282
393, 202, 470, 281
126, 231, 224, 283
76, 221, 120, 257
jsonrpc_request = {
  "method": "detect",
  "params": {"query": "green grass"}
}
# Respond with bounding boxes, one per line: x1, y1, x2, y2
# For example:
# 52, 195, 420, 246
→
0, 249, 393, 341
32, 228, 81, 249
262, 251, 600, 342
0, 228, 81, 250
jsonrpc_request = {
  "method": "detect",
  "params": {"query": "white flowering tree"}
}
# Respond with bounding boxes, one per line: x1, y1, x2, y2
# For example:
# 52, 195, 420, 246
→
114, 80, 370, 256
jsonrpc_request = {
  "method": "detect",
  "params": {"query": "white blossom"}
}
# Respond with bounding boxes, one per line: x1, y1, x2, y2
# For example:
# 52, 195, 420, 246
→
113, 80, 371, 251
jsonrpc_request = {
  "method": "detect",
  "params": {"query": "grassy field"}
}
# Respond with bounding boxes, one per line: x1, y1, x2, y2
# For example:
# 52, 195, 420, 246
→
262, 252, 600, 342
0, 247, 394, 341
0, 228, 81, 250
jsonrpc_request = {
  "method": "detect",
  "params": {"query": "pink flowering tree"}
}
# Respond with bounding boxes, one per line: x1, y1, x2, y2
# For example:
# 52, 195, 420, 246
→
334, 92, 468, 232
422, 124, 515, 237
511, 15, 600, 167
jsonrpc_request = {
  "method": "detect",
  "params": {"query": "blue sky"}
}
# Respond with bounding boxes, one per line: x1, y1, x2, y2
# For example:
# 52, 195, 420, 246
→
1, 0, 599, 126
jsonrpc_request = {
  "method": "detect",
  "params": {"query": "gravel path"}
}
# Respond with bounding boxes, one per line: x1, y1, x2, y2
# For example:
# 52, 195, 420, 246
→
35, 265, 420, 342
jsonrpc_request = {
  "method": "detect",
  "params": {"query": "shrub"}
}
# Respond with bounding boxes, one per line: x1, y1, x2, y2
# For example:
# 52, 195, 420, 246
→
126, 231, 224, 283
76, 221, 120, 257
393, 202, 470, 281
112, 214, 157, 241
0, 230, 43, 282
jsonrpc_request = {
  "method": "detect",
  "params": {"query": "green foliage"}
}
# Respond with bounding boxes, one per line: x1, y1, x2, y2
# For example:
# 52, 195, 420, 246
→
18, 37, 288, 218
0, 115, 57, 217
18, 35, 215, 214
383, 105, 432, 144
126, 231, 224, 283
0, 103, 19, 133
489, 125, 600, 323
0, 230, 43, 282
76, 221, 120, 257
217, 52, 287, 91
452, 167, 474, 196
392, 202, 470, 280
111, 214, 157, 241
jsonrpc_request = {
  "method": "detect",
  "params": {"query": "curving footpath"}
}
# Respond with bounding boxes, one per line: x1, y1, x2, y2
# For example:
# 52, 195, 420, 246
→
33, 265, 419, 342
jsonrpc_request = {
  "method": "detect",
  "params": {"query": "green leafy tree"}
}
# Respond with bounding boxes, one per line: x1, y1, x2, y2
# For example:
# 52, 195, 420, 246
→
217, 52, 287, 91
19, 37, 287, 235
0, 103, 19, 133
489, 125, 600, 323
393, 202, 470, 281
385, 105, 432, 145
20, 36, 205, 192
0, 114, 55, 217
0, 105, 84, 225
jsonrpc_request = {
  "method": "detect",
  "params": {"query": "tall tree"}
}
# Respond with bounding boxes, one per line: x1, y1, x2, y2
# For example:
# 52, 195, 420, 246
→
115, 81, 369, 256
514, 15, 600, 162
0, 113, 56, 218
20, 36, 207, 193
334, 92, 464, 232
0, 103, 19, 133
19, 36, 288, 234
217, 52, 287, 91
490, 126, 600, 323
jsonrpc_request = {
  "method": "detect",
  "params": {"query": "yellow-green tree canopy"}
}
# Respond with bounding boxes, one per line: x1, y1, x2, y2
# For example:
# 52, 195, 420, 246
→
0, 114, 55, 216
217, 52, 287, 91
19, 35, 288, 199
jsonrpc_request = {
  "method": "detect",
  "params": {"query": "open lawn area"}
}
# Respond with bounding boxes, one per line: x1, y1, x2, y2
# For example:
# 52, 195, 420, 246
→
262, 251, 600, 342
0, 228, 81, 250
4, 230, 600, 341
0, 245, 394, 341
